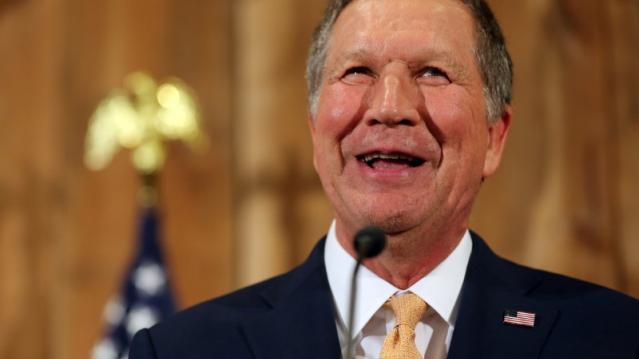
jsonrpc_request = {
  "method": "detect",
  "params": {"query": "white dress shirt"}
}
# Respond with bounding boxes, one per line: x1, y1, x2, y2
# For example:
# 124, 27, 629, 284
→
324, 221, 472, 359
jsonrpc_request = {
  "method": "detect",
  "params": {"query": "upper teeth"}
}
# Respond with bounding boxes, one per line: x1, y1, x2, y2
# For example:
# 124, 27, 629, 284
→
362, 153, 413, 162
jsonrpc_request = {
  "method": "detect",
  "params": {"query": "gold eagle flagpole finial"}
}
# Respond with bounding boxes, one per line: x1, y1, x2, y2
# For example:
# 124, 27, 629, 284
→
84, 71, 205, 206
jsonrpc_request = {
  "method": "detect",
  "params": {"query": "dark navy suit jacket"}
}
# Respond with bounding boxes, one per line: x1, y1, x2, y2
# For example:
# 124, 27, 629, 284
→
130, 233, 639, 358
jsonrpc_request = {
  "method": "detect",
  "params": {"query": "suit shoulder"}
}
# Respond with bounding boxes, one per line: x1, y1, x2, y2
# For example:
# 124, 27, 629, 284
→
495, 254, 639, 318
137, 240, 328, 358
134, 271, 297, 358
471, 233, 639, 311
536, 266, 639, 309
148, 254, 320, 336
153, 271, 290, 331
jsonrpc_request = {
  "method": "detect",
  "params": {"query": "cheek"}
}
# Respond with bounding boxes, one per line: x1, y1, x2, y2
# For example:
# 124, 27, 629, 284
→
423, 88, 486, 145
315, 84, 366, 138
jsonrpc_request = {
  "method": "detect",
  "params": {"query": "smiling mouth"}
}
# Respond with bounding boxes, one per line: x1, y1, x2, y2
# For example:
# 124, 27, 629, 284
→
356, 152, 426, 169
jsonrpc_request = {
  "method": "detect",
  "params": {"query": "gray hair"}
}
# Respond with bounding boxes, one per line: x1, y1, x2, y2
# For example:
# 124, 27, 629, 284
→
305, 0, 513, 122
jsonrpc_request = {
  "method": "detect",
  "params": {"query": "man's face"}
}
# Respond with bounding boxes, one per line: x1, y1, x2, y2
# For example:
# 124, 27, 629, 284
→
310, 0, 510, 238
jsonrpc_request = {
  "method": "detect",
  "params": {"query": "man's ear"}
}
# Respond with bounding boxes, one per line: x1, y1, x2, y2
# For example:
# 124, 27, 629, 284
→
307, 114, 319, 171
307, 113, 316, 133
482, 105, 512, 178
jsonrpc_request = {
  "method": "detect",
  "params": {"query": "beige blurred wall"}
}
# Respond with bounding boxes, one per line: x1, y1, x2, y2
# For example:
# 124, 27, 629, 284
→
0, 0, 637, 358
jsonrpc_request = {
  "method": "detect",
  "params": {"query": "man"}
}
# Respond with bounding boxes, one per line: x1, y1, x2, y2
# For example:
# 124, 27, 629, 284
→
130, 0, 639, 358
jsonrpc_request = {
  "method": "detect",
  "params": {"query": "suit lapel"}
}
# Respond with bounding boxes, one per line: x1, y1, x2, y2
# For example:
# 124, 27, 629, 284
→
240, 239, 341, 359
448, 233, 559, 359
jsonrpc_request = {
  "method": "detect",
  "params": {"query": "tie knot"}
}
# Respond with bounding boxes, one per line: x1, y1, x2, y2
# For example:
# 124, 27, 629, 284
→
386, 293, 427, 329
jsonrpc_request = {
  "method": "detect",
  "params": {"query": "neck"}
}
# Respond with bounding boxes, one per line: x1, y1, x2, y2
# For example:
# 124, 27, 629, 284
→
336, 221, 466, 289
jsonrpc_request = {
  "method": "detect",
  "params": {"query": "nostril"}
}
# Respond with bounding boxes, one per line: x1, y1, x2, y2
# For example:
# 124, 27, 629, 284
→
367, 118, 383, 126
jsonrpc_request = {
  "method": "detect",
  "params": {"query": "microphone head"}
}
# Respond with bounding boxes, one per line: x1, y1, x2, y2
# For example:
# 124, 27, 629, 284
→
354, 226, 386, 259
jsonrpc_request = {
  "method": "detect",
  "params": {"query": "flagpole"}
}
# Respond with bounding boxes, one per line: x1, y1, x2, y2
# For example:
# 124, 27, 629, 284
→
138, 173, 158, 209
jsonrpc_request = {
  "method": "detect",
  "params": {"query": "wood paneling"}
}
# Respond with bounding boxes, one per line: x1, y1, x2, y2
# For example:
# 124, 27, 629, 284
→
232, 0, 329, 286
0, 0, 233, 358
473, 0, 639, 295
0, 1, 637, 358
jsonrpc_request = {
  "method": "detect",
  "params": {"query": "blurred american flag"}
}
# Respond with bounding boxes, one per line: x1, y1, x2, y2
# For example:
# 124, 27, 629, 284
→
91, 208, 177, 359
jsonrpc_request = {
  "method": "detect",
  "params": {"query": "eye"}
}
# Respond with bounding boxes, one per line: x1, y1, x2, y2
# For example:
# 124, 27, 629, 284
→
418, 66, 451, 85
341, 66, 375, 84
344, 66, 373, 76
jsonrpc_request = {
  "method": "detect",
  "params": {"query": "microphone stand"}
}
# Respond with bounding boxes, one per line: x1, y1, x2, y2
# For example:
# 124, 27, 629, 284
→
345, 257, 363, 359
344, 226, 386, 359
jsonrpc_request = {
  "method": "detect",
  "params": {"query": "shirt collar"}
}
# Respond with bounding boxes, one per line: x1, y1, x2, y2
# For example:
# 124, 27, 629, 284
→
324, 220, 472, 339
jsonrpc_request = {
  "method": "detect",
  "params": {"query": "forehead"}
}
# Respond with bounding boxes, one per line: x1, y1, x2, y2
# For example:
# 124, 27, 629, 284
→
327, 0, 477, 63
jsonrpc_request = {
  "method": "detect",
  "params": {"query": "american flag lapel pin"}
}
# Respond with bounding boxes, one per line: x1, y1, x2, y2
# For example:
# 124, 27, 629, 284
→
503, 310, 536, 328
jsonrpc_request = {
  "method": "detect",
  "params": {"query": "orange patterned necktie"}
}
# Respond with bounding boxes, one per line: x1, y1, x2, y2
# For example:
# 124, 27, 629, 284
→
379, 293, 427, 359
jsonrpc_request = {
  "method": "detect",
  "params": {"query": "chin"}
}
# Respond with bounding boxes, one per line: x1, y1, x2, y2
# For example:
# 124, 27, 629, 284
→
333, 191, 425, 233
360, 207, 421, 235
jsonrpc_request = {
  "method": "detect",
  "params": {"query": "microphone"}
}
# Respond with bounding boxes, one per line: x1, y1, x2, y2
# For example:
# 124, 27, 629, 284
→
345, 226, 386, 359
354, 226, 386, 259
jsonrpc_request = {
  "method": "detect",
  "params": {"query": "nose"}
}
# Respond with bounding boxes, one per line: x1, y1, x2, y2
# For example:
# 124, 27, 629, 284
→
365, 70, 420, 127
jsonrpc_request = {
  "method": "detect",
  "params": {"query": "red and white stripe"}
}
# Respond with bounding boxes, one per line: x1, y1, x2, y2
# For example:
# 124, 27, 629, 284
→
503, 311, 536, 327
